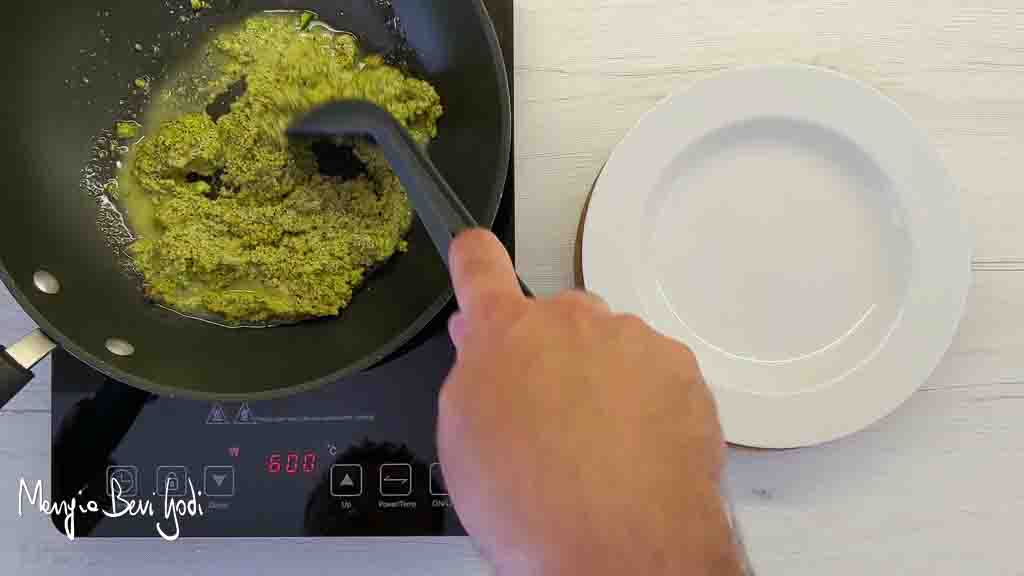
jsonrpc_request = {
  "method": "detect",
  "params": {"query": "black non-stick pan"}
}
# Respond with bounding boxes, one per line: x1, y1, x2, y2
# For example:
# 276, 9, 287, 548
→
0, 0, 511, 405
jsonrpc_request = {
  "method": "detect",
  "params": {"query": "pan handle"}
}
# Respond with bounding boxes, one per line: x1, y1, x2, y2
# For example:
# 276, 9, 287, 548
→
1, 330, 55, 408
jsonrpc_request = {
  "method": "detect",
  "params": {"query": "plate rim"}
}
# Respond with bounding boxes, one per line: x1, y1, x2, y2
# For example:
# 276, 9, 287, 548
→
582, 64, 972, 448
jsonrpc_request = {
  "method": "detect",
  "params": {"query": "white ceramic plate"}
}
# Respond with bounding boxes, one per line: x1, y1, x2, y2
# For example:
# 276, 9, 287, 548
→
583, 65, 971, 448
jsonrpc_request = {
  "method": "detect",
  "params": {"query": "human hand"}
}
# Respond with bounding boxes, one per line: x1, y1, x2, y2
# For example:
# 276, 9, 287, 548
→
437, 230, 743, 576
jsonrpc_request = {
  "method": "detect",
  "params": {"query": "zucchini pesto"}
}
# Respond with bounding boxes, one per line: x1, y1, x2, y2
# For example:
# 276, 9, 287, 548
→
117, 13, 443, 324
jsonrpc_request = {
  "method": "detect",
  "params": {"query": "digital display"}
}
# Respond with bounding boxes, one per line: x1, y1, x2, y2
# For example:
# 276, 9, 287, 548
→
265, 451, 318, 475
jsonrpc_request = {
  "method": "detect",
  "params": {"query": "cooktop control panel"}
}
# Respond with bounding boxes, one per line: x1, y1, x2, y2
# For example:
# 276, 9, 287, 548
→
51, 335, 459, 538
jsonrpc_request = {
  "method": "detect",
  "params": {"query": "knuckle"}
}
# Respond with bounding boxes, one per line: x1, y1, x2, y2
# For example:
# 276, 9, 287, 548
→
437, 383, 454, 413
662, 336, 699, 369
615, 313, 651, 335
437, 388, 466, 433
551, 290, 608, 319
438, 373, 463, 412
554, 293, 598, 326
556, 290, 597, 309
612, 314, 699, 363
557, 289, 589, 303
474, 295, 528, 328
665, 336, 697, 361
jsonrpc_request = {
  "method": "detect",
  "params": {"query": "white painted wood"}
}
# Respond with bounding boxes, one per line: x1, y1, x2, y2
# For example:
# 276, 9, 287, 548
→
515, 0, 1024, 293
727, 380, 1024, 576
514, 1, 1024, 574
927, 272, 1024, 392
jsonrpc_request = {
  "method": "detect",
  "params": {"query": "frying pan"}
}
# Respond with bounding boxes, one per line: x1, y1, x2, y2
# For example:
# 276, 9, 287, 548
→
0, 0, 511, 406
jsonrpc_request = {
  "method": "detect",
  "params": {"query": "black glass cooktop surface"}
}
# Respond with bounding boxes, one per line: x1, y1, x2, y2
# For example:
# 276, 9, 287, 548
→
49, 0, 513, 539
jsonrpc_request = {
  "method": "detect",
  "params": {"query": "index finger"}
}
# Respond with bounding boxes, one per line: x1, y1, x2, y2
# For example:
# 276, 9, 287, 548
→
449, 229, 528, 323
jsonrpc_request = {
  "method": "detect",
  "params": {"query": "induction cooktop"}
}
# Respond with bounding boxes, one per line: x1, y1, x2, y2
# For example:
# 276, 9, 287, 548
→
48, 0, 514, 539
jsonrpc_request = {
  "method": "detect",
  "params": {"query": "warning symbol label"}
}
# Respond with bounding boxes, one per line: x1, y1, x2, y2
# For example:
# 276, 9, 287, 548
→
235, 403, 255, 424
206, 404, 228, 425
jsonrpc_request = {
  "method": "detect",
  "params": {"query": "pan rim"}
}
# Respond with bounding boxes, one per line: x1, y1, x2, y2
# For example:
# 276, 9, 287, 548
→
0, 0, 511, 401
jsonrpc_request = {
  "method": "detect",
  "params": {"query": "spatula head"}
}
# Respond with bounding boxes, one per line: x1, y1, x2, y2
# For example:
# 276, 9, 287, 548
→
287, 100, 399, 141
287, 100, 533, 297
288, 100, 477, 269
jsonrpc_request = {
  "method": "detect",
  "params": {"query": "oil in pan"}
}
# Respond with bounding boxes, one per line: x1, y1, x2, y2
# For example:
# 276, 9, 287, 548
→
81, 1, 222, 269
75, 0, 426, 330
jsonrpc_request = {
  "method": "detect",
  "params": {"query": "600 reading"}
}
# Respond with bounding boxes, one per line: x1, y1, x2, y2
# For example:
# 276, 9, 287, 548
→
266, 452, 318, 475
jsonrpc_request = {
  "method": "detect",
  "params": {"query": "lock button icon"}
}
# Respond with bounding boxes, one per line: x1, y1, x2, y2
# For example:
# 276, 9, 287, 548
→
157, 466, 188, 497
166, 472, 180, 493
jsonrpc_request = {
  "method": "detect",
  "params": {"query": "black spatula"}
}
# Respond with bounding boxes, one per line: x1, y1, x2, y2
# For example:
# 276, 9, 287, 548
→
288, 100, 533, 297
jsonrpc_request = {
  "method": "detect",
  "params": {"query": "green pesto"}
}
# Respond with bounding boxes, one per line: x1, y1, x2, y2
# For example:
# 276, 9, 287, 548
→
115, 121, 140, 140
122, 13, 442, 324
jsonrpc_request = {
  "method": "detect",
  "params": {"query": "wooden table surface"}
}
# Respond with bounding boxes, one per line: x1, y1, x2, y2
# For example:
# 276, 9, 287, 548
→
515, 1, 1024, 574
5, 1, 1024, 574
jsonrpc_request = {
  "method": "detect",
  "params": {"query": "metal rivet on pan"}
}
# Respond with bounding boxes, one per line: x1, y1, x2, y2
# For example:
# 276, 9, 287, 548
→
105, 338, 135, 358
33, 270, 61, 295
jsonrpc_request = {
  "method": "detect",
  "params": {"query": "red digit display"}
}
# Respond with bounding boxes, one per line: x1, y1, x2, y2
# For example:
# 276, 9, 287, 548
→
265, 451, 318, 476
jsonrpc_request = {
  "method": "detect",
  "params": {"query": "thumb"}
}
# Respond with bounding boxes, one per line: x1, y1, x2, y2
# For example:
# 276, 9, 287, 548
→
449, 229, 528, 328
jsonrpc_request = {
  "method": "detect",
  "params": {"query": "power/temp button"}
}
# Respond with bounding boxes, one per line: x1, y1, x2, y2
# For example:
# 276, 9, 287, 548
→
379, 464, 413, 497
